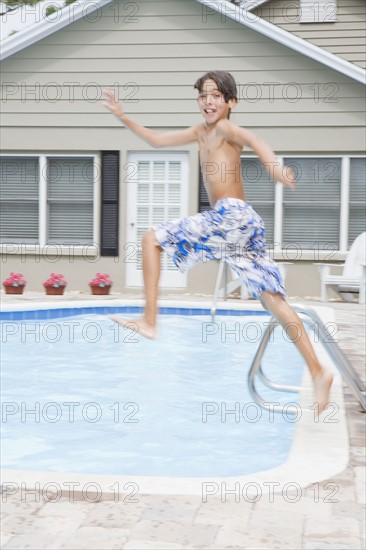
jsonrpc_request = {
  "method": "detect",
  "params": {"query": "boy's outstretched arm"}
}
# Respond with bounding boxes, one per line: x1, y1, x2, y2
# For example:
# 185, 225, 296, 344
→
102, 88, 198, 148
217, 119, 295, 189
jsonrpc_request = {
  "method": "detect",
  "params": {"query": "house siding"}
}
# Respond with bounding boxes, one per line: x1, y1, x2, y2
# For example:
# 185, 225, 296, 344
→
252, 0, 366, 69
1, 0, 365, 141
0, 0, 365, 297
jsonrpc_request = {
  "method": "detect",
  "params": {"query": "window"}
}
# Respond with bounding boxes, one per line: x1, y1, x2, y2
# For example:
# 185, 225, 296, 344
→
349, 158, 366, 247
47, 157, 94, 245
0, 155, 96, 247
0, 157, 39, 244
282, 157, 341, 249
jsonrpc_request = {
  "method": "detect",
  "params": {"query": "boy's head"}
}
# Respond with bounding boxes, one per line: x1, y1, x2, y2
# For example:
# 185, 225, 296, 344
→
194, 71, 238, 122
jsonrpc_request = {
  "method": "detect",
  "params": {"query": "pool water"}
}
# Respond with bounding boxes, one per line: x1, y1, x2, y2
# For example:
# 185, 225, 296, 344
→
1, 313, 305, 477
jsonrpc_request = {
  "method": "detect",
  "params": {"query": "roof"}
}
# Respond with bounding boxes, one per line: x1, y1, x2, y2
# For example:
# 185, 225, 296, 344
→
0, 0, 365, 84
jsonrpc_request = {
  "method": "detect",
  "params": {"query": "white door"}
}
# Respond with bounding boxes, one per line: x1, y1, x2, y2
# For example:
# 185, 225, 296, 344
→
125, 152, 189, 288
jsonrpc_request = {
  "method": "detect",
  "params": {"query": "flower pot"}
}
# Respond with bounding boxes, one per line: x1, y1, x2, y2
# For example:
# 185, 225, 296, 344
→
3, 284, 25, 295
45, 286, 65, 296
90, 285, 111, 295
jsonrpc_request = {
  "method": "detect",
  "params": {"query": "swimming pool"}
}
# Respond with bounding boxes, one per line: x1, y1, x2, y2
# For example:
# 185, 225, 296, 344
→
0, 300, 348, 495
1, 306, 304, 475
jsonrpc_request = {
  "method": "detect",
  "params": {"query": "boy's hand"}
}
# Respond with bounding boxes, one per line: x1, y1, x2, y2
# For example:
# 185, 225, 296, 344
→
101, 88, 124, 118
274, 165, 296, 190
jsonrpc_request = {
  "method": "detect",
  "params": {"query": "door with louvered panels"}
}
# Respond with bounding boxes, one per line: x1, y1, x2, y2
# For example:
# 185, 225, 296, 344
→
126, 153, 189, 287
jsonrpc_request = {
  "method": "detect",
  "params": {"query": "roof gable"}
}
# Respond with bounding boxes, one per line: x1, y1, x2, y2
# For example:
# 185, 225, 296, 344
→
0, 0, 365, 84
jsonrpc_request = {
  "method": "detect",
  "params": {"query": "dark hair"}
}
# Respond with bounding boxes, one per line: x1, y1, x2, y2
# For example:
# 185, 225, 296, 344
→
194, 71, 238, 103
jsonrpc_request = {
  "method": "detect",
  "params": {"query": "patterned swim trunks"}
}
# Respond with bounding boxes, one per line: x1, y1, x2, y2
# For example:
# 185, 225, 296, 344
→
152, 198, 286, 299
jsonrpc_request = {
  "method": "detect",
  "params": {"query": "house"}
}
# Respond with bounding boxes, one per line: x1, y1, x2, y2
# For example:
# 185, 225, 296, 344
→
1, 0, 365, 296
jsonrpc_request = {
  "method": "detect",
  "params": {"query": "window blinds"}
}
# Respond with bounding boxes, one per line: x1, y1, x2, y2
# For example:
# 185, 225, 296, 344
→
0, 156, 39, 243
349, 158, 366, 247
47, 157, 94, 244
283, 158, 341, 248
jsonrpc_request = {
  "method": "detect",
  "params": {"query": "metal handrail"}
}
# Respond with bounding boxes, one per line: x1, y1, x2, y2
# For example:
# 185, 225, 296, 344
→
247, 306, 366, 413
210, 262, 366, 412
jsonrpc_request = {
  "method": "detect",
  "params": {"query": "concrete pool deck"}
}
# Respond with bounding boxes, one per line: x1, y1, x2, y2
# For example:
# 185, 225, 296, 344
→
1, 292, 365, 550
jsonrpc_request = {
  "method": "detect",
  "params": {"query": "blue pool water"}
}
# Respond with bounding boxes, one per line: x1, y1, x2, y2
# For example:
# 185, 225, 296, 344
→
1, 309, 305, 477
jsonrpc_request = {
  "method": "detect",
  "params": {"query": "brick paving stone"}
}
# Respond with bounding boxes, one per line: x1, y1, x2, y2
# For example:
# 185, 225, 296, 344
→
2, 534, 66, 550
249, 507, 304, 531
350, 447, 366, 466
215, 525, 302, 549
195, 499, 253, 526
123, 540, 183, 549
253, 494, 332, 517
0, 493, 45, 517
80, 499, 144, 529
1, 514, 43, 536
130, 520, 218, 546
354, 466, 366, 504
332, 500, 366, 521
2, 513, 83, 540
303, 542, 362, 550
60, 526, 129, 549
303, 515, 361, 546
36, 499, 90, 517
329, 476, 356, 502
140, 502, 197, 522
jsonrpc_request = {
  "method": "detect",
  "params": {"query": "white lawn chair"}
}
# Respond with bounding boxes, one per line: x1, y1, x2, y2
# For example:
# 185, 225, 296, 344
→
316, 232, 366, 304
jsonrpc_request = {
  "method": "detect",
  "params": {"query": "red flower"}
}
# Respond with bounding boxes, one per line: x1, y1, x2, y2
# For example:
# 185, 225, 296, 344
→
2, 272, 26, 287
43, 273, 67, 288
89, 273, 113, 287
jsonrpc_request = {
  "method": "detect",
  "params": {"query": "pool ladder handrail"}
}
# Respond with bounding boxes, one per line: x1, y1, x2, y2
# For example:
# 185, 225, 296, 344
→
247, 306, 366, 413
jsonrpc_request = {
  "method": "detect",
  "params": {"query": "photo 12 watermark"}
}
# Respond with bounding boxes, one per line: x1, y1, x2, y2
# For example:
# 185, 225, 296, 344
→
1, 401, 140, 424
201, 400, 340, 424
1, 1, 140, 26
201, 320, 339, 345
1, 82, 139, 104
201, 480, 340, 503
0, 320, 141, 344
1, 480, 140, 504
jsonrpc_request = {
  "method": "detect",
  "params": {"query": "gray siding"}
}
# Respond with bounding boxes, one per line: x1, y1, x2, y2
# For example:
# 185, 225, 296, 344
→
253, 0, 366, 69
1, 0, 365, 151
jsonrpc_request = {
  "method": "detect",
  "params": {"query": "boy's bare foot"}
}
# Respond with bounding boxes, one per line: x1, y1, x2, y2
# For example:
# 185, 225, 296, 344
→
313, 369, 334, 414
109, 316, 157, 340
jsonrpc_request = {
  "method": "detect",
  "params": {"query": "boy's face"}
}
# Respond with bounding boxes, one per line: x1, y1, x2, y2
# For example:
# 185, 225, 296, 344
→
197, 78, 236, 125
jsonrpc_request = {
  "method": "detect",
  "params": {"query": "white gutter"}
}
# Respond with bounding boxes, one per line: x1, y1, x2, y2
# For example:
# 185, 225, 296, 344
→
197, 0, 366, 85
0, 0, 112, 60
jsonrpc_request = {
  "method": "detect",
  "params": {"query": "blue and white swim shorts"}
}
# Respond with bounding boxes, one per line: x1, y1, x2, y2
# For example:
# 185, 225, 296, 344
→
152, 197, 286, 299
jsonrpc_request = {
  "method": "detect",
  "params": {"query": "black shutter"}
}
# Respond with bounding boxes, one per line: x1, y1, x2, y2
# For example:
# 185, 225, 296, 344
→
101, 151, 119, 256
198, 163, 210, 212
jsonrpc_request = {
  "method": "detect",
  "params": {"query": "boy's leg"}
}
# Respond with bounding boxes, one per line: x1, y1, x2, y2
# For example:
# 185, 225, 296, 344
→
142, 229, 162, 326
110, 229, 161, 339
260, 291, 333, 413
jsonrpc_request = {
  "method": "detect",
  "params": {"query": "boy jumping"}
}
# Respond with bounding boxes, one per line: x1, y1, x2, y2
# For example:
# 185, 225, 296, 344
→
102, 71, 333, 413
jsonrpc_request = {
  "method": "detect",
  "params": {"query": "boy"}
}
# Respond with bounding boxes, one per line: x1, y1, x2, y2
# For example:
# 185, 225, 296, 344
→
102, 71, 333, 413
